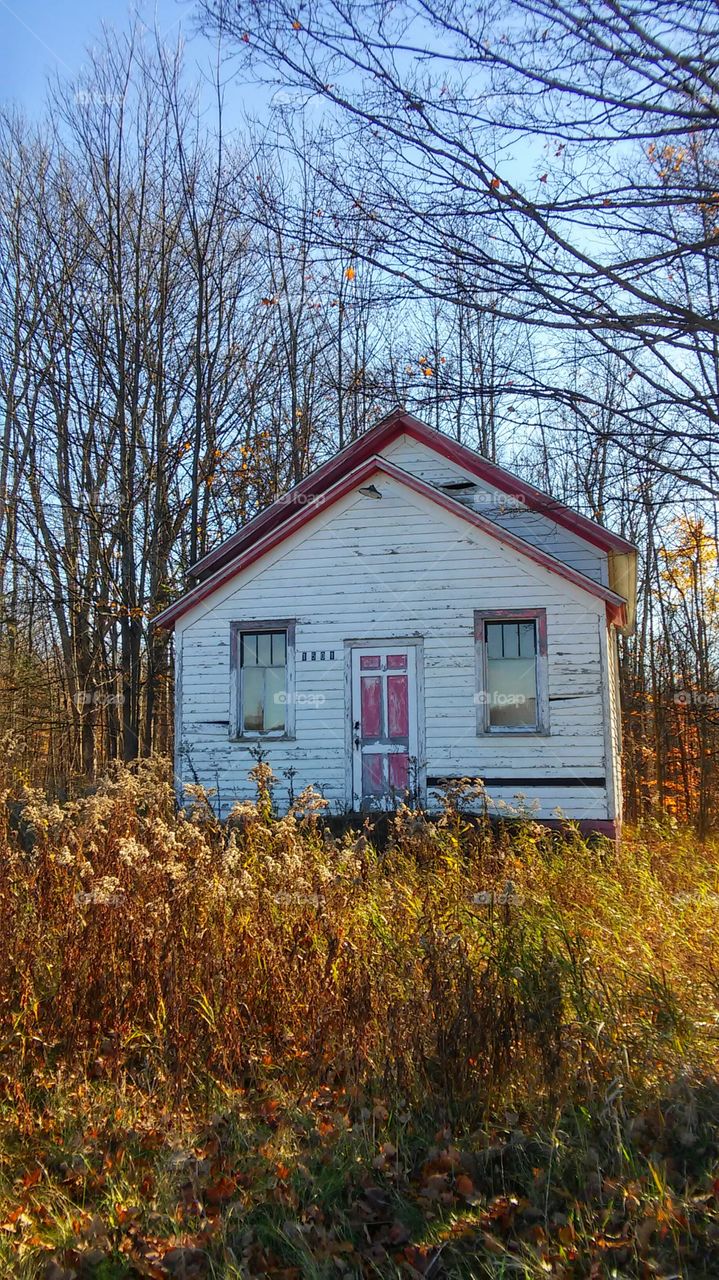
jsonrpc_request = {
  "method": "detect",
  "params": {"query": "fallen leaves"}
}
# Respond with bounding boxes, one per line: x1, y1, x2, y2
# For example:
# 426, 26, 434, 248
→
4, 1086, 719, 1280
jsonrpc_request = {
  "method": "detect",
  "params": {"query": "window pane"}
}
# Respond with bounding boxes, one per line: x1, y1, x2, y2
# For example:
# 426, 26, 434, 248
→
519, 621, 536, 658
264, 666, 286, 731
242, 634, 257, 666
487, 657, 537, 728
486, 623, 503, 660
502, 623, 519, 658
256, 632, 272, 668
242, 665, 264, 731
239, 627, 289, 733
271, 632, 286, 666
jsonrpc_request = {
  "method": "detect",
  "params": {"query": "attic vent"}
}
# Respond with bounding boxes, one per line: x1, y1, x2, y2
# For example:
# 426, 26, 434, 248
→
440, 480, 477, 492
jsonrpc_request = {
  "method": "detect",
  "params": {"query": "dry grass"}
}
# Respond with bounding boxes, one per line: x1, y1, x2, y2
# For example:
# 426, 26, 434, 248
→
0, 742, 718, 1277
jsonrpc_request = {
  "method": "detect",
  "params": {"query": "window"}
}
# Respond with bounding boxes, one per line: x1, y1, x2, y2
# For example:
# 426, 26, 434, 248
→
474, 609, 547, 733
231, 621, 295, 738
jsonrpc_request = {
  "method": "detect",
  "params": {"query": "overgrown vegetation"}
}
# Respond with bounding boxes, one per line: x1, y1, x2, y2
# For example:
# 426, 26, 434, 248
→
1, 745, 718, 1277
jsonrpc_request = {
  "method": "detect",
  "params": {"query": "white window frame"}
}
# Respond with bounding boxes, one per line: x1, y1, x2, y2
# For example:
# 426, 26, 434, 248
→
229, 619, 296, 740
474, 608, 549, 736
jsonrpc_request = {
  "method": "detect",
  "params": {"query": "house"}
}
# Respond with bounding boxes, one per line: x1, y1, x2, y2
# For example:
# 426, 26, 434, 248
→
155, 409, 637, 836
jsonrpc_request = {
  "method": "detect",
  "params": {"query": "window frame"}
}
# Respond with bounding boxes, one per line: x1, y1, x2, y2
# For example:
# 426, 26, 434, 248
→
474, 608, 549, 736
230, 619, 296, 741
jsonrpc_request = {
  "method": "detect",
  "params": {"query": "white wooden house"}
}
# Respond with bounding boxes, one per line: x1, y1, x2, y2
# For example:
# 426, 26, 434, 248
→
156, 409, 637, 836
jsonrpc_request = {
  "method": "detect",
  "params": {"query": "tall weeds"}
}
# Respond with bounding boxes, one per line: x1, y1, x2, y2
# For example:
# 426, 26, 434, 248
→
0, 745, 716, 1119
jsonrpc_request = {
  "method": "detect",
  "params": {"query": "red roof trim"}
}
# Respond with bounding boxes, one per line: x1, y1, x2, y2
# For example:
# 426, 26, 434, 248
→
189, 408, 636, 583
399, 415, 636, 555
155, 454, 627, 630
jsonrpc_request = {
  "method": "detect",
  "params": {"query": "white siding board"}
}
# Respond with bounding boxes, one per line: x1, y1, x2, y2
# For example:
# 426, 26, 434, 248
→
178, 471, 612, 821
382, 434, 608, 585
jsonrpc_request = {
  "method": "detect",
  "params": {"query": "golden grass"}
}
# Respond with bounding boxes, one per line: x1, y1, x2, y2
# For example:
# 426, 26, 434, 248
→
0, 748, 718, 1276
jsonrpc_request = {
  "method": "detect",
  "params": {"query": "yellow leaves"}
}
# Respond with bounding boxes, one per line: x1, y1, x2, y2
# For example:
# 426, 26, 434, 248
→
344, 266, 356, 280
648, 142, 687, 181
423, 366, 434, 377
658, 516, 718, 598
292, 19, 302, 30
490, 176, 501, 190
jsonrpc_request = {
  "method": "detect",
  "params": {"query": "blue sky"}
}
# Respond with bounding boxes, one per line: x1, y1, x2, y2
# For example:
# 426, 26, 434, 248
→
0, 0, 224, 114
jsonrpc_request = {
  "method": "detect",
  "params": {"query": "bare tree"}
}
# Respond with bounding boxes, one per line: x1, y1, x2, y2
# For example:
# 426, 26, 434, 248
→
195, 0, 719, 492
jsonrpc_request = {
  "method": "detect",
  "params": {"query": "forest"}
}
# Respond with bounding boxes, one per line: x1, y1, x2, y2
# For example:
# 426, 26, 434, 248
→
0, 1, 717, 828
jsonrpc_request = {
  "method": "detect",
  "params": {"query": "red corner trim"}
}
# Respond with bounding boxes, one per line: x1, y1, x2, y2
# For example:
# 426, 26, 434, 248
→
154, 454, 627, 630
189, 409, 637, 584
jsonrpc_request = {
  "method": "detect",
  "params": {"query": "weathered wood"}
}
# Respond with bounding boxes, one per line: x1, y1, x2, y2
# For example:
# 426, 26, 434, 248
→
175, 451, 623, 822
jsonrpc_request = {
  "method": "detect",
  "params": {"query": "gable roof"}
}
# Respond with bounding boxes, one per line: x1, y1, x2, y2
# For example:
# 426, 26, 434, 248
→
154, 452, 628, 631
189, 407, 637, 587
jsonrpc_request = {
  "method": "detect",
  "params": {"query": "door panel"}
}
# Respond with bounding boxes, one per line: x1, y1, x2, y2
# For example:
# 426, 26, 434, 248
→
360, 675, 383, 737
351, 645, 418, 809
388, 752, 409, 793
387, 674, 409, 737
362, 753, 385, 797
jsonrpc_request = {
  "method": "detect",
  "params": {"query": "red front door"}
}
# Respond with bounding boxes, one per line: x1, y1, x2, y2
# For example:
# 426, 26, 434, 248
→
351, 645, 418, 809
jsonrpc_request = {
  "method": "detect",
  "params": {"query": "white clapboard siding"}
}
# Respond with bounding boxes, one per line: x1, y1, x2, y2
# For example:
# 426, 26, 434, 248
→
177, 468, 614, 821
382, 435, 608, 585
